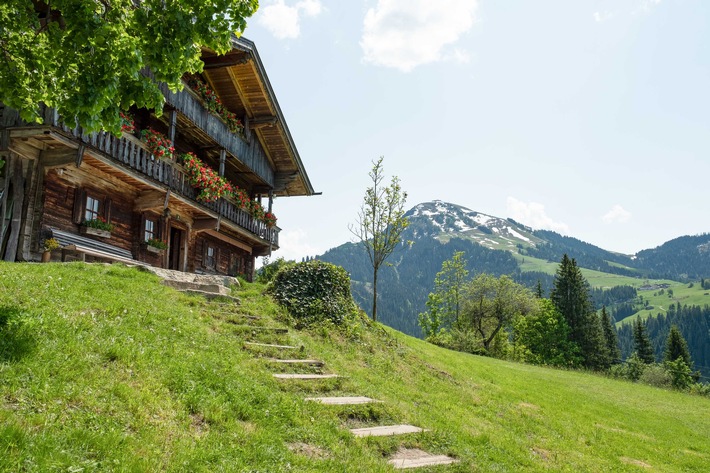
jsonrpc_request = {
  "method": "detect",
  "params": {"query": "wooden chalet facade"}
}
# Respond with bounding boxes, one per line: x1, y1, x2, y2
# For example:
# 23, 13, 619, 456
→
0, 37, 314, 280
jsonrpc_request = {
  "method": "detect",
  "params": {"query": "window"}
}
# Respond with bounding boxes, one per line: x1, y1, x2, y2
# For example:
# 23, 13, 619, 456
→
84, 195, 100, 221
204, 242, 216, 269
144, 218, 156, 242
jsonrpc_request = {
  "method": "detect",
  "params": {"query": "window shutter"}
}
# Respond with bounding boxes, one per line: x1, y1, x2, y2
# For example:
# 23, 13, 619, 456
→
103, 197, 113, 223
72, 187, 86, 224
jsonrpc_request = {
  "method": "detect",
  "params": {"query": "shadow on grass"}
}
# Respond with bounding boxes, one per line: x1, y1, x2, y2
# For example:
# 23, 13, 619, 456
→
0, 306, 34, 363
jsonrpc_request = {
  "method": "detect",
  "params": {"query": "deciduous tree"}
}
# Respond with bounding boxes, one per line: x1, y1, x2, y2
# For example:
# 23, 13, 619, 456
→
349, 157, 408, 322
419, 251, 468, 336
0, 0, 258, 132
460, 274, 535, 353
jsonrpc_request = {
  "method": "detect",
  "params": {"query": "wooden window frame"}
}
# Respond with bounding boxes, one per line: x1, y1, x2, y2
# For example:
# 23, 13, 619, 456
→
203, 240, 217, 270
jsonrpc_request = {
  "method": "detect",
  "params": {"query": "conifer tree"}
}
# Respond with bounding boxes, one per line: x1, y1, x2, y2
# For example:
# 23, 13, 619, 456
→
535, 280, 544, 299
550, 254, 607, 369
632, 317, 655, 364
663, 325, 692, 367
600, 306, 621, 366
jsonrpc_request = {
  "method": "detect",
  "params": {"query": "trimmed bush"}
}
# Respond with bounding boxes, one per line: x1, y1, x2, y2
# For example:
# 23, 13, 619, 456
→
268, 260, 356, 325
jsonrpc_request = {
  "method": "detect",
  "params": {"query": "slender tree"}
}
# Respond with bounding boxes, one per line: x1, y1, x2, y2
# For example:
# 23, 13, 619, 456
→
0, 0, 258, 132
419, 251, 468, 335
633, 317, 655, 364
663, 325, 692, 367
600, 306, 621, 366
550, 254, 607, 368
349, 157, 409, 322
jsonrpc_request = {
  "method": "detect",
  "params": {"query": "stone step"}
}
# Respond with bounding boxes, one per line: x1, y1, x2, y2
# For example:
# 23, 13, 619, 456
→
162, 279, 230, 295
244, 342, 298, 350
177, 289, 239, 302
217, 312, 261, 321
350, 425, 427, 438
143, 266, 239, 288
267, 358, 324, 367
273, 374, 339, 380
305, 396, 380, 405
233, 326, 289, 334
388, 449, 459, 469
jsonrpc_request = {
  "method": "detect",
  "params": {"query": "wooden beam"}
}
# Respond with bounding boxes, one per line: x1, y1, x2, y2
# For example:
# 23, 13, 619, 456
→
75, 144, 85, 168
249, 117, 278, 129
193, 218, 218, 232
8, 140, 41, 161
163, 189, 171, 210
3, 157, 25, 261
134, 190, 166, 212
201, 53, 250, 70
41, 149, 76, 168
168, 109, 177, 144
219, 149, 226, 176
204, 229, 252, 253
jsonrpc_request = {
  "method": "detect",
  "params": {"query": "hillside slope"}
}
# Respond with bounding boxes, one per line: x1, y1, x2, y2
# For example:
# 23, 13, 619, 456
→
2, 263, 710, 472
321, 201, 688, 336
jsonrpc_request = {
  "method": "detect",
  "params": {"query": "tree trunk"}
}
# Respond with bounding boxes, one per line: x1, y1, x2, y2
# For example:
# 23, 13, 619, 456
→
372, 267, 378, 322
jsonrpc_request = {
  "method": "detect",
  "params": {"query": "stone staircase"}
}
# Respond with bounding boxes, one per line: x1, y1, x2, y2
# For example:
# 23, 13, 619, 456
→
228, 303, 460, 470
141, 267, 239, 301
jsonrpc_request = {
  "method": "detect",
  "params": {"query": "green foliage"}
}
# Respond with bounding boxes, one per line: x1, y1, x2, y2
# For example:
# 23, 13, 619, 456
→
419, 251, 468, 337
663, 325, 692, 367
268, 260, 357, 326
600, 306, 621, 366
459, 274, 536, 354
633, 316, 655, 364
551, 254, 609, 370
349, 157, 409, 322
513, 299, 581, 367
256, 257, 294, 283
638, 363, 672, 388
0, 0, 258, 132
664, 358, 694, 390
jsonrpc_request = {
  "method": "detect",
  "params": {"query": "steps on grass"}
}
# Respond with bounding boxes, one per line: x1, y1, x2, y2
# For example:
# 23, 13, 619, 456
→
144, 267, 239, 301
350, 425, 427, 438
244, 342, 298, 350
304, 396, 380, 405
273, 373, 339, 380
267, 358, 325, 367
388, 449, 459, 469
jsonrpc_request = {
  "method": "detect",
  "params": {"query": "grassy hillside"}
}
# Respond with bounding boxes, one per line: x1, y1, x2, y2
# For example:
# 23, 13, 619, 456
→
2, 263, 710, 472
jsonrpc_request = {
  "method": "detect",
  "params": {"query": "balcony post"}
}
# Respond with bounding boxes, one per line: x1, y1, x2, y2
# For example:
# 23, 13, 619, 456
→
219, 148, 226, 176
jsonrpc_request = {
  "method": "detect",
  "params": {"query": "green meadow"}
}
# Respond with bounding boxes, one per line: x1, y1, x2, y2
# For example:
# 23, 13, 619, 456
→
1, 262, 709, 472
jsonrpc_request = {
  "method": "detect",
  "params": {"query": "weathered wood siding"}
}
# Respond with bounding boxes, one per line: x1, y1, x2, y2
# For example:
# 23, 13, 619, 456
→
159, 83, 275, 188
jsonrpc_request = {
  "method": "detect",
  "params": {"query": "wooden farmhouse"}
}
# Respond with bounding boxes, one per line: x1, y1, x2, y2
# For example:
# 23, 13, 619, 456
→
0, 37, 314, 280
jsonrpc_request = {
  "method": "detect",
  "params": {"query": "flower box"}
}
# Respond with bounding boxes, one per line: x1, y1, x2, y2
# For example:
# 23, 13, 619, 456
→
146, 245, 164, 254
81, 226, 111, 238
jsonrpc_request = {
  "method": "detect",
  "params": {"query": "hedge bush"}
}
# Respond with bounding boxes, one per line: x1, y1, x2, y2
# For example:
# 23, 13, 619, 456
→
268, 260, 356, 325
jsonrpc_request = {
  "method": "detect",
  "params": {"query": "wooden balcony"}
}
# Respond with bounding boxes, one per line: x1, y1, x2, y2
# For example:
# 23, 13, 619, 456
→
35, 108, 279, 248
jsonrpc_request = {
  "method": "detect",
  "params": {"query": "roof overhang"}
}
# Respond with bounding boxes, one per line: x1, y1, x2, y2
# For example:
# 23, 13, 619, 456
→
199, 36, 315, 197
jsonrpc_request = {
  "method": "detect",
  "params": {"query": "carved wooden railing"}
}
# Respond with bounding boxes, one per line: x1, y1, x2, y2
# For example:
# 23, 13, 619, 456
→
48, 114, 279, 247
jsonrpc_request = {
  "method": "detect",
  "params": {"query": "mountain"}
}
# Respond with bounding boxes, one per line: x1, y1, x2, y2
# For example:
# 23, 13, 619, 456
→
635, 234, 710, 280
318, 200, 709, 337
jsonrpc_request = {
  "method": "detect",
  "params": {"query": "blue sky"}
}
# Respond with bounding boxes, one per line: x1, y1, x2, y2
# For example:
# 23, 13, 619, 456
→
242, 0, 710, 260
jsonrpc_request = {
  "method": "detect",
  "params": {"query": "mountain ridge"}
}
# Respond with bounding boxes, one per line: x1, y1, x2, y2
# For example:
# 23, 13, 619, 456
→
318, 200, 710, 336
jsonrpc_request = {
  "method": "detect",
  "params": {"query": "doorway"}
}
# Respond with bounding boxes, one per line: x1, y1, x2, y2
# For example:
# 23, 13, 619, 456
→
168, 226, 184, 271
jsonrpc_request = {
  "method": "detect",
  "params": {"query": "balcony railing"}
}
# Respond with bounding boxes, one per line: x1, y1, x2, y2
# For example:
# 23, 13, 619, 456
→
158, 82, 275, 188
50, 116, 279, 248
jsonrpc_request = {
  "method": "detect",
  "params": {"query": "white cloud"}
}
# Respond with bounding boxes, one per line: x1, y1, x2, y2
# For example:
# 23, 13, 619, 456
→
506, 197, 570, 234
270, 228, 322, 262
638, 0, 662, 13
593, 11, 614, 22
361, 0, 479, 72
257, 0, 323, 40
602, 205, 632, 224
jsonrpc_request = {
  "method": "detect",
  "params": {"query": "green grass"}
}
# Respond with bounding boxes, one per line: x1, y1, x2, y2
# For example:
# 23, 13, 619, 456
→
2, 262, 710, 471
618, 282, 710, 324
